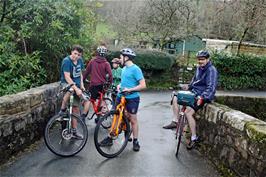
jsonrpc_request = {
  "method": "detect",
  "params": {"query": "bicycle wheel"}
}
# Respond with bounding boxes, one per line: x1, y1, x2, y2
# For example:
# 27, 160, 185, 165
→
175, 115, 185, 157
94, 111, 131, 158
100, 97, 113, 129
44, 114, 88, 157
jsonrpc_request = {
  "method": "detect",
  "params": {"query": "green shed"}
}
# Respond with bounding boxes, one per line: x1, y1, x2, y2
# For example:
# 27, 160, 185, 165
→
165, 35, 205, 56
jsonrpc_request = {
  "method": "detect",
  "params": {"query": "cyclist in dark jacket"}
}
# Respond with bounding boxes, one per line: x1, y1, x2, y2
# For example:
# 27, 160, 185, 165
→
189, 59, 218, 102
163, 50, 218, 149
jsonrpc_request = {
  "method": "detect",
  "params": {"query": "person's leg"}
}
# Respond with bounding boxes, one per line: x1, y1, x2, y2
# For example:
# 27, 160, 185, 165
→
59, 92, 71, 116
81, 85, 98, 121
127, 113, 138, 139
172, 96, 180, 122
71, 96, 83, 139
163, 96, 179, 129
185, 107, 201, 149
185, 107, 196, 140
126, 97, 140, 151
82, 100, 90, 115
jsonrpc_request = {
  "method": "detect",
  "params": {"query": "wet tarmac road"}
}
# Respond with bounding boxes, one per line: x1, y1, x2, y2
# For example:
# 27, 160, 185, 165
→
0, 91, 219, 177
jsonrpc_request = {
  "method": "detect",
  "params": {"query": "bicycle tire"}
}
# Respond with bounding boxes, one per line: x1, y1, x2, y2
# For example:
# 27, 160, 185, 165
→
94, 111, 130, 158
100, 97, 113, 129
175, 115, 185, 157
44, 113, 88, 157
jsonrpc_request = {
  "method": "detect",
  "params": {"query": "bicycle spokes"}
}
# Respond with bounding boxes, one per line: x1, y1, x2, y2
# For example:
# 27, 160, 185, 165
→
94, 111, 130, 158
44, 114, 88, 157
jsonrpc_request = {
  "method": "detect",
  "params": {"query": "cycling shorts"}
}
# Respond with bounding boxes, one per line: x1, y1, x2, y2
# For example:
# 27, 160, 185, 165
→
89, 84, 104, 101
116, 96, 140, 114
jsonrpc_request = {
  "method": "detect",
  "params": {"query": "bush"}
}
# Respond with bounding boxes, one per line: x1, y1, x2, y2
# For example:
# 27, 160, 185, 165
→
106, 49, 177, 89
212, 52, 266, 90
0, 52, 46, 96
0, 0, 96, 96
107, 49, 176, 71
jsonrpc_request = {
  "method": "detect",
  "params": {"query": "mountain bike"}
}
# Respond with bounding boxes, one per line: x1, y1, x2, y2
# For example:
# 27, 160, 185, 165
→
44, 84, 88, 157
94, 91, 132, 158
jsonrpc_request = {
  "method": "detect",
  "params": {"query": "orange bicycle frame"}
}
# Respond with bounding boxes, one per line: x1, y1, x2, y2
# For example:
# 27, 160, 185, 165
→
110, 96, 126, 136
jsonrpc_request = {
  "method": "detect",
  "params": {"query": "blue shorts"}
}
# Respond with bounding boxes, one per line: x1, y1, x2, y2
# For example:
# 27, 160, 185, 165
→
116, 97, 140, 114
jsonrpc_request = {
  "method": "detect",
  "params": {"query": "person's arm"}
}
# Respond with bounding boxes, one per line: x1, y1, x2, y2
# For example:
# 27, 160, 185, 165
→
125, 78, 146, 92
188, 68, 197, 90
64, 72, 82, 96
123, 67, 146, 92
80, 74, 85, 91
106, 62, 113, 84
80, 59, 85, 90
200, 67, 218, 101
82, 60, 91, 80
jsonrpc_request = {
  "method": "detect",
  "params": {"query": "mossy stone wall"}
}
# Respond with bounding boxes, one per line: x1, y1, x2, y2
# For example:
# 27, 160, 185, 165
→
196, 103, 266, 177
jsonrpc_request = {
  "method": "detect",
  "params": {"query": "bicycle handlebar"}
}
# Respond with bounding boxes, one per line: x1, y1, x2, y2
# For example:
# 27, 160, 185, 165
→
119, 90, 137, 96
58, 84, 90, 101
60, 84, 74, 93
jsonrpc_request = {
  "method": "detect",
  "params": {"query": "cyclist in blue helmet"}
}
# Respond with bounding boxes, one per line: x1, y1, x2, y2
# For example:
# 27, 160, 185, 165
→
100, 48, 146, 152
163, 50, 218, 150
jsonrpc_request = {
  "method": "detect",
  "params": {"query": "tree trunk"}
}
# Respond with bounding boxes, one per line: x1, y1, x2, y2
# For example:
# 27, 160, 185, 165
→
237, 27, 249, 56
0, 0, 7, 23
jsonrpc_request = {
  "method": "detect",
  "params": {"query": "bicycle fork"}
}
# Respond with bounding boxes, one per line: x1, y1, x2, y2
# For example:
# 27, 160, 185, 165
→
110, 107, 124, 136
67, 94, 74, 132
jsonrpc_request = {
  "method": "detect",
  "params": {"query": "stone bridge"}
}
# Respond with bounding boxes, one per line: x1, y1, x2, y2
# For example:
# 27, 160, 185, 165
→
0, 83, 265, 176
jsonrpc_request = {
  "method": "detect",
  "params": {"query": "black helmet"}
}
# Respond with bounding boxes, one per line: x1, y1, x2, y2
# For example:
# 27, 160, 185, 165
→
120, 48, 136, 59
97, 46, 107, 57
196, 50, 210, 59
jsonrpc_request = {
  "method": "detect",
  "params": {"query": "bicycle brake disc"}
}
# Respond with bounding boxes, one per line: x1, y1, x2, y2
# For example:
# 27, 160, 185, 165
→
61, 129, 72, 140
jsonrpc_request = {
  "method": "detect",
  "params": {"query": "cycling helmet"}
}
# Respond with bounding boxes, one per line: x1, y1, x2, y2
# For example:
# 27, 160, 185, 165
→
97, 46, 108, 57
120, 48, 136, 59
196, 50, 210, 59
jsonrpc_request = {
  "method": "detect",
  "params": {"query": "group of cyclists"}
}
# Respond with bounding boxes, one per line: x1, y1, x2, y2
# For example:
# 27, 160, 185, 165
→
59, 44, 146, 151
59, 43, 218, 152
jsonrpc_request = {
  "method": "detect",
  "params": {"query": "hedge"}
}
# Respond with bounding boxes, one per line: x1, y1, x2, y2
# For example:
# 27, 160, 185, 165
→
107, 49, 175, 71
212, 53, 266, 90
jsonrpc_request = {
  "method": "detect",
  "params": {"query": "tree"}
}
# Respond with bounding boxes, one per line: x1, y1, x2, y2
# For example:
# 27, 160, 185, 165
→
0, 0, 97, 96
139, 0, 197, 50
232, 0, 266, 55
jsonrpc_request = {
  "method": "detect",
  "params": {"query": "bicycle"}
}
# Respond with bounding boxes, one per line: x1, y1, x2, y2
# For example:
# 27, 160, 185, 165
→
44, 84, 88, 157
173, 90, 196, 157
94, 91, 132, 158
83, 81, 114, 129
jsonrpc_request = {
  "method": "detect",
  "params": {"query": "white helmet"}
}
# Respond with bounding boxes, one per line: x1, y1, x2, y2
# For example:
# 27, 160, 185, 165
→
97, 46, 107, 57
120, 48, 136, 59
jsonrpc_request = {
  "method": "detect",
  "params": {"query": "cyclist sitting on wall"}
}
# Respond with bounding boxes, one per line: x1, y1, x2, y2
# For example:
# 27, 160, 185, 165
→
100, 48, 146, 152
59, 45, 89, 139
163, 50, 218, 149
82, 44, 113, 122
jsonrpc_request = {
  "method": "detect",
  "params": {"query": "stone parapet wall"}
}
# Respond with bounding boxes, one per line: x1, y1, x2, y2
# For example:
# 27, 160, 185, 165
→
196, 103, 266, 177
0, 82, 61, 164
215, 95, 266, 122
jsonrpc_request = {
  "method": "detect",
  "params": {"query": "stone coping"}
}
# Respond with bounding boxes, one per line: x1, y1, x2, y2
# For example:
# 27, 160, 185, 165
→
203, 103, 266, 144
0, 82, 60, 116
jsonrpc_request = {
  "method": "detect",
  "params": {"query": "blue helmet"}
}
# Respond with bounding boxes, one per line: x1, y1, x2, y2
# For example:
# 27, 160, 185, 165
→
196, 50, 210, 59
120, 48, 136, 59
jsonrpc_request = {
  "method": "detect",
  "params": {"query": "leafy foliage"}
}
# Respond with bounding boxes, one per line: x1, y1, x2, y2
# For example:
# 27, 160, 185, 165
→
212, 52, 266, 90
107, 49, 176, 71
106, 49, 177, 89
0, 0, 96, 96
